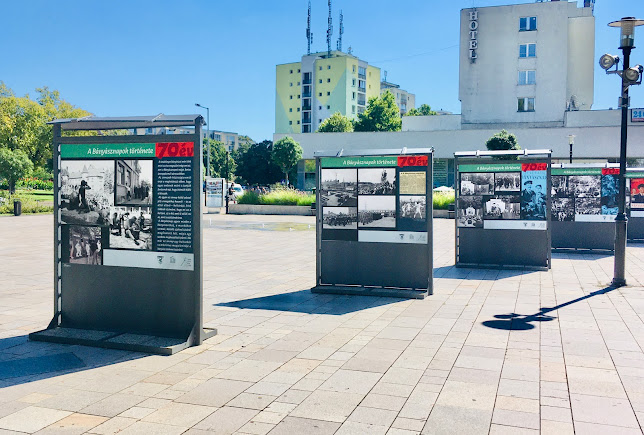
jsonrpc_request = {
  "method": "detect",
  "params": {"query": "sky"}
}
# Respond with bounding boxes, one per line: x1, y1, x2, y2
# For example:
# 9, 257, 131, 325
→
2, 0, 644, 143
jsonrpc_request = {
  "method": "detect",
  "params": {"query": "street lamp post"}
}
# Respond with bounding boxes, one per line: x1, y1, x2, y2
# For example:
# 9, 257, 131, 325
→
195, 103, 210, 177
225, 151, 230, 214
568, 135, 575, 164
599, 17, 644, 287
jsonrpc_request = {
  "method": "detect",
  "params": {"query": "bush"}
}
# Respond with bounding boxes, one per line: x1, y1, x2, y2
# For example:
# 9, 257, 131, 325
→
236, 188, 315, 207
0, 190, 53, 214
17, 177, 53, 190
433, 190, 455, 210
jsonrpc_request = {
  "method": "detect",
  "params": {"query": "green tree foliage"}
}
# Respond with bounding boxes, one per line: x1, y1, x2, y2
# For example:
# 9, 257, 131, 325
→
233, 140, 283, 185
405, 104, 437, 116
486, 130, 521, 160
353, 91, 402, 132
203, 139, 236, 179
317, 112, 354, 132
0, 82, 92, 170
237, 135, 255, 147
272, 136, 302, 186
0, 148, 33, 193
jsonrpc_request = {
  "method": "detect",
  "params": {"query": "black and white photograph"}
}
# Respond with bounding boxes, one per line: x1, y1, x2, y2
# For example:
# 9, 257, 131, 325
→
115, 160, 153, 205
358, 196, 396, 228
399, 196, 426, 221
483, 195, 520, 220
456, 195, 483, 228
601, 174, 619, 215
575, 197, 601, 215
520, 170, 547, 220
69, 226, 103, 265
551, 197, 575, 221
322, 207, 357, 229
494, 172, 521, 192
551, 176, 569, 198
320, 169, 357, 206
460, 173, 494, 196
108, 206, 153, 250
60, 160, 114, 226
358, 168, 396, 195
569, 175, 601, 198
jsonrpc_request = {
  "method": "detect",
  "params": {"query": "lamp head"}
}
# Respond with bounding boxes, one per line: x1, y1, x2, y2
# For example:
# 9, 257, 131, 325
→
624, 65, 643, 83
608, 17, 644, 48
599, 53, 619, 70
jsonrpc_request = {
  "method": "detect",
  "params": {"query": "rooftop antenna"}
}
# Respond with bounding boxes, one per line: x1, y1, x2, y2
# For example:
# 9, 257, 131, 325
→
336, 10, 344, 52
348, 46, 352, 55
306, 1, 312, 55
327, 0, 333, 57
384, 70, 388, 82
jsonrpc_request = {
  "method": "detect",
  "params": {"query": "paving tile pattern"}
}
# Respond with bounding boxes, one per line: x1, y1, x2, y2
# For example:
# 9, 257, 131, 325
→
1, 214, 644, 434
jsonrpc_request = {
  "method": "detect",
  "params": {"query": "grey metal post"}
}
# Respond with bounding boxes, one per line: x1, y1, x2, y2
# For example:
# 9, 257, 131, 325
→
206, 107, 210, 178
193, 118, 204, 345
52, 124, 61, 327
613, 46, 631, 287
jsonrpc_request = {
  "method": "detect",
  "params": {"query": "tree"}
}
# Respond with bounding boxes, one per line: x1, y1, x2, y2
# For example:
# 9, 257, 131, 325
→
233, 140, 283, 185
272, 136, 302, 186
405, 104, 437, 116
203, 139, 236, 179
0, 148, 33, 193
486, 130, 521, 160
353, 91, 402, 132
317, 112, 354, 132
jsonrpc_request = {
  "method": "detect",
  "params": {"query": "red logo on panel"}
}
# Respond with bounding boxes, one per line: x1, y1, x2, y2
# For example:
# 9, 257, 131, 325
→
398, 155, 429, 167
156, 142, 194, 158
602, 168, 619, 175
521, 163, 547, 171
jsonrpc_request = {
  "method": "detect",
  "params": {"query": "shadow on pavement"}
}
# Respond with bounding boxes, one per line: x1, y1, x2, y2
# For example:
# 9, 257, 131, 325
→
214, 289, 402, 315
482, 285, 617, 331
0, 335, 145, 387
433, 265, 527, 280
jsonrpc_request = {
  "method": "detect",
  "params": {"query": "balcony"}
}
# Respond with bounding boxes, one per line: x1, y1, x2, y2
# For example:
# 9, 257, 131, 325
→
357, 99, 366, 106
358, 87, 366, 93
358, 73, 366, 79
302, 105, 311, 111
303, 78, 312, 85
303, 92, 311, 98
302, 116, 312, 124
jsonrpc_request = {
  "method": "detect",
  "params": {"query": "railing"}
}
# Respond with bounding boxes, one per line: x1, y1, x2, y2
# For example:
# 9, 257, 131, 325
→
302, 105, 312, 111
358, 87, 366, 93
303, 79, 312, 85
303, 92, 311, 98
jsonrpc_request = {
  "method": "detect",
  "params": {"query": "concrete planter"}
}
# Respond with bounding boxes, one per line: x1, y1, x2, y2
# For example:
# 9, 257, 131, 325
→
228, 204, 315, 216
433, 209, 451, 218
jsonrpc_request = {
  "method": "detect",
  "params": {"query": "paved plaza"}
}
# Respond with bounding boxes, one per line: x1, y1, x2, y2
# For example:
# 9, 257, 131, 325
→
1, 213, 644, 434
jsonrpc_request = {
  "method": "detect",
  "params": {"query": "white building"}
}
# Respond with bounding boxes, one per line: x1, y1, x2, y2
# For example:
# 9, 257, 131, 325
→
380, 81, 416, 115
460, 1, 595, 125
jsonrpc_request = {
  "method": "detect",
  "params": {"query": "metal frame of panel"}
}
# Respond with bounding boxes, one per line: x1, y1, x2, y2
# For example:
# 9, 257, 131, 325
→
312, 149, 434, 299
454, 150, 552, 270
29, 116, 215, 355
626, 167, 644, 241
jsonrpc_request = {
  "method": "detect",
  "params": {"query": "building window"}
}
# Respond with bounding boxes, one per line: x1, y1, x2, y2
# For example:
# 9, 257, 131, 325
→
518, 97, 535, 112
290, 95, 293, 100
327, 91, 330, 96
519, 43, 536, 58
358, 66, 366, 77
352, 105, 356, 114
319, 119, 322, 123
319, 79, 322, 83
319, 105, 322, 110
518, 70, 536, 85
289, 108, 292, 112
297, 69, 300, 73
319, 92, 322, 97
297, 120, 300, 124
352, 78, 356, 86
327, 78, 330, 83
297, 108, 300, 112
298, 95, 300, 99
319, 66, 322, 70
327, 65, 331, 69
289, 121, 292, 125
289, 82, 293, 87
352, 92, 356, 100
352, 65, 356, 73
326, 105, 330, 109
520, 16, 537, 31
290, 69, 293, 74
297, 81, 300, 86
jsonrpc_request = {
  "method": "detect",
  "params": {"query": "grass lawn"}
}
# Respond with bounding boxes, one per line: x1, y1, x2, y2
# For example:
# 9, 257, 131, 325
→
1, 189, 54, 202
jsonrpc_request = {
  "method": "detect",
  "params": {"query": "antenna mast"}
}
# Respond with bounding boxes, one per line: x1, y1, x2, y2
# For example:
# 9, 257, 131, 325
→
337, 10, 344, 52
326, 0, 333, 57
306, 1, 312, 55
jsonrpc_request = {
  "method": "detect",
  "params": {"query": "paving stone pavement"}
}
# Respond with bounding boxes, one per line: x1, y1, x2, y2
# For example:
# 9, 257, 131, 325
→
1, 213, 644, 434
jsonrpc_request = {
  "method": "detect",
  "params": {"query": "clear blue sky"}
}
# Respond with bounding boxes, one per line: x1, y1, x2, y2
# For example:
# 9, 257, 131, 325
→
2, 0, 643, 142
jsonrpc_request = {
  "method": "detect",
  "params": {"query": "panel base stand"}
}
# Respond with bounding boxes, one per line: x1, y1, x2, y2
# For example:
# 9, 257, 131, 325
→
312, 285, 429, 299
29, 326, 217, 356
455, 263, 549, 272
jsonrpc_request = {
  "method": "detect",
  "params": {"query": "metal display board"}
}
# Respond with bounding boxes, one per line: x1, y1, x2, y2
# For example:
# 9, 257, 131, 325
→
626, 168, 644, 241
30, 115, 216, 355
550, 163, 619, 252
312, 149, 433, 299
205, 177, 225, 208
454, 150, 552, 270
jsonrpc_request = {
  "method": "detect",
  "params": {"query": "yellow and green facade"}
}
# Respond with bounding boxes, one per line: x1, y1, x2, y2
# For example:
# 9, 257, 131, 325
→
275, 51, 380, 134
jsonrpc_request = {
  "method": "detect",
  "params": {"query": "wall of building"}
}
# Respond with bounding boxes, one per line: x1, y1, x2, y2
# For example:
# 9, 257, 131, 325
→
275, 62, 302, 134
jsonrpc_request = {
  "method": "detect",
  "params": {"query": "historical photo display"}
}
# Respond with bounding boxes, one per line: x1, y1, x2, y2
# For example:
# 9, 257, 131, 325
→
399, 196, 426, 221
399, 171, 426, 195
521, 170, 547, 220
322, 207, 357, 229
320, 169, 357, 206
358, 168, 396, 195
569, 175, 600, 198
115, 159, 153, 206
601, 174, 619, 215
551, 197, 574, 221
358, 196, 396, 228
457, 195, 483, 228
460, 172, 494, 196
494, 172, 521, 192
551, 176, 568, 198
109, 206, 153, 250
630, 178, 644, 209
69, 226, 103, 265
483, 195, 520, 220
575, 197, 601, 215
60, 160, 115, 226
